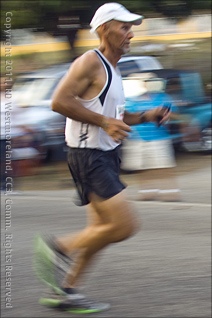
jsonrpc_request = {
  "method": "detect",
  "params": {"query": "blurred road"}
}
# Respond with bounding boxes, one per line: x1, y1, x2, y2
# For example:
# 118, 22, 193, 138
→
1, 153, 211, 318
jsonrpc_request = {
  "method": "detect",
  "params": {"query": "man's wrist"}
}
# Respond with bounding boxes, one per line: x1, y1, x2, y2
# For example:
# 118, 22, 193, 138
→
139, 111, 147, 124
101, 116, 109, 130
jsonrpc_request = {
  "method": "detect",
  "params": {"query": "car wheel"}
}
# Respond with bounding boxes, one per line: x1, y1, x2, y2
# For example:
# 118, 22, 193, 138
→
201, 126, 212, 153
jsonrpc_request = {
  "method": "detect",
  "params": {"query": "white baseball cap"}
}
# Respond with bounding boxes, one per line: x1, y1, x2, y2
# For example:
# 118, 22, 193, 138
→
90, 2, 143, 33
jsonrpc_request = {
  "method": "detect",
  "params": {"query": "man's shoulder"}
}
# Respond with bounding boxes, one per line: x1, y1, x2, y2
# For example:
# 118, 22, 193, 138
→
68, 50, 102, 77
75, 50, 101, 68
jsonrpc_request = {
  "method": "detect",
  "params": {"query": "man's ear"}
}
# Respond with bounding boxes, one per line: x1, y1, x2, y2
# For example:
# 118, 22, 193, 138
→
96, 24, 104, 37
99, 23, 107, 33
102, 22, 111, 34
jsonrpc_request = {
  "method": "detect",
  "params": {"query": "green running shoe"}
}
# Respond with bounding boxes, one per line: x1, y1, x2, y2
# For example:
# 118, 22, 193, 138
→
39, 291, 110, 314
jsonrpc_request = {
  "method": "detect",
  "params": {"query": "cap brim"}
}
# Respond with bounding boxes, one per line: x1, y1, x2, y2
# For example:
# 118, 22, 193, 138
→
114, 13, 143, 25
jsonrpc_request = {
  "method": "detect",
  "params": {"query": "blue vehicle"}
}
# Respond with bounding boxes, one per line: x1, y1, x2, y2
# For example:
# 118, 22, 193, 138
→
120, 71, 211, 170
147, 69, 211, 152
123, 70, 211, 151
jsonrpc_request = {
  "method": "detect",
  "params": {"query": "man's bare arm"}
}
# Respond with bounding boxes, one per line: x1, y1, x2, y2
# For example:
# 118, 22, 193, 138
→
52, 52, 131, 140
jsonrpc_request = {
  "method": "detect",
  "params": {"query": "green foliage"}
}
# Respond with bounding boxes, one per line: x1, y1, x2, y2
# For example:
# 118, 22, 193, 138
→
1, 1, 40, 31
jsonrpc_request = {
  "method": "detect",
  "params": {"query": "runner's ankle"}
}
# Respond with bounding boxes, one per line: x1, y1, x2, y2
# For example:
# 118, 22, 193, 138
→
62, 287, 77, 294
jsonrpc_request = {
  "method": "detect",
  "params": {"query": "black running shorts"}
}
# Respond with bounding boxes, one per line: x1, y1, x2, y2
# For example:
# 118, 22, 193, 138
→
67, 146, 126, 206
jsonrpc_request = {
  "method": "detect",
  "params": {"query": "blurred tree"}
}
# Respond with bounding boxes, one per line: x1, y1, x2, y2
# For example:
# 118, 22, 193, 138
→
151, 0, 192, 19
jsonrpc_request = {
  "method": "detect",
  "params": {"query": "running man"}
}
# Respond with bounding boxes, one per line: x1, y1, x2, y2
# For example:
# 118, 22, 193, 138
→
35, 2, 170, 312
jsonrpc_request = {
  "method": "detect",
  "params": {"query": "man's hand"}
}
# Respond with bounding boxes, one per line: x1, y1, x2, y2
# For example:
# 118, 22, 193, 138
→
101, 117, 131, 143
144, 106, 171, 126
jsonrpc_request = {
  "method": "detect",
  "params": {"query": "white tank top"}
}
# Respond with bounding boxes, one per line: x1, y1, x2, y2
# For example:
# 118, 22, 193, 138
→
65, 49, 125, 151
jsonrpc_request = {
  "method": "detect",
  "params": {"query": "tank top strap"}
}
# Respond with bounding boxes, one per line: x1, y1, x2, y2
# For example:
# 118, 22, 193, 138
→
93, 49, 112, 106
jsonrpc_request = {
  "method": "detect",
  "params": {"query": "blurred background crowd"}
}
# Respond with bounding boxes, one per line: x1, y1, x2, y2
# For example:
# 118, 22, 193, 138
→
0, 0, 211, 193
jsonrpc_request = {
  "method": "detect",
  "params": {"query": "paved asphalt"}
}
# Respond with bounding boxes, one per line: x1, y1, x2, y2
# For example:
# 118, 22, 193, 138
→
1, 154, 211, 318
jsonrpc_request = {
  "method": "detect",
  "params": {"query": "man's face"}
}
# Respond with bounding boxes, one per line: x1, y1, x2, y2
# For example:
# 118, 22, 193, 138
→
105, 20, 134, 54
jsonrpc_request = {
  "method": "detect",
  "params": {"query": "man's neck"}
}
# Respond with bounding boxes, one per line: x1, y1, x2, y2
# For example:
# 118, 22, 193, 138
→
98, 46, 123, 67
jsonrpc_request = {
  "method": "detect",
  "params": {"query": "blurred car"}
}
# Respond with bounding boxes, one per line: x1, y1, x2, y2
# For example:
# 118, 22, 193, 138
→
149, 69, 212, 153
11, 63, 70, 163
120, 71, 211, 171
118, 55, 163, 76
122, 69, 211, 169
10, 55, 163, 164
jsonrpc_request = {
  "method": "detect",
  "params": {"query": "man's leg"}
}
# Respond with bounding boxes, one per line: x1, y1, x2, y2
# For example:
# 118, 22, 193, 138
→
56, 190, 140, 288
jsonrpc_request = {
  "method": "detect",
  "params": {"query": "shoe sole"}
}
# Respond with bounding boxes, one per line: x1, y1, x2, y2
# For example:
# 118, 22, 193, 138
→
33, 234, 65, 295
39, 297, 111, 314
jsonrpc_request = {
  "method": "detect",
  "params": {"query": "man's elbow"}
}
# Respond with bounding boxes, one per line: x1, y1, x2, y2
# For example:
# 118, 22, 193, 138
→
51, 99, 60, 113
